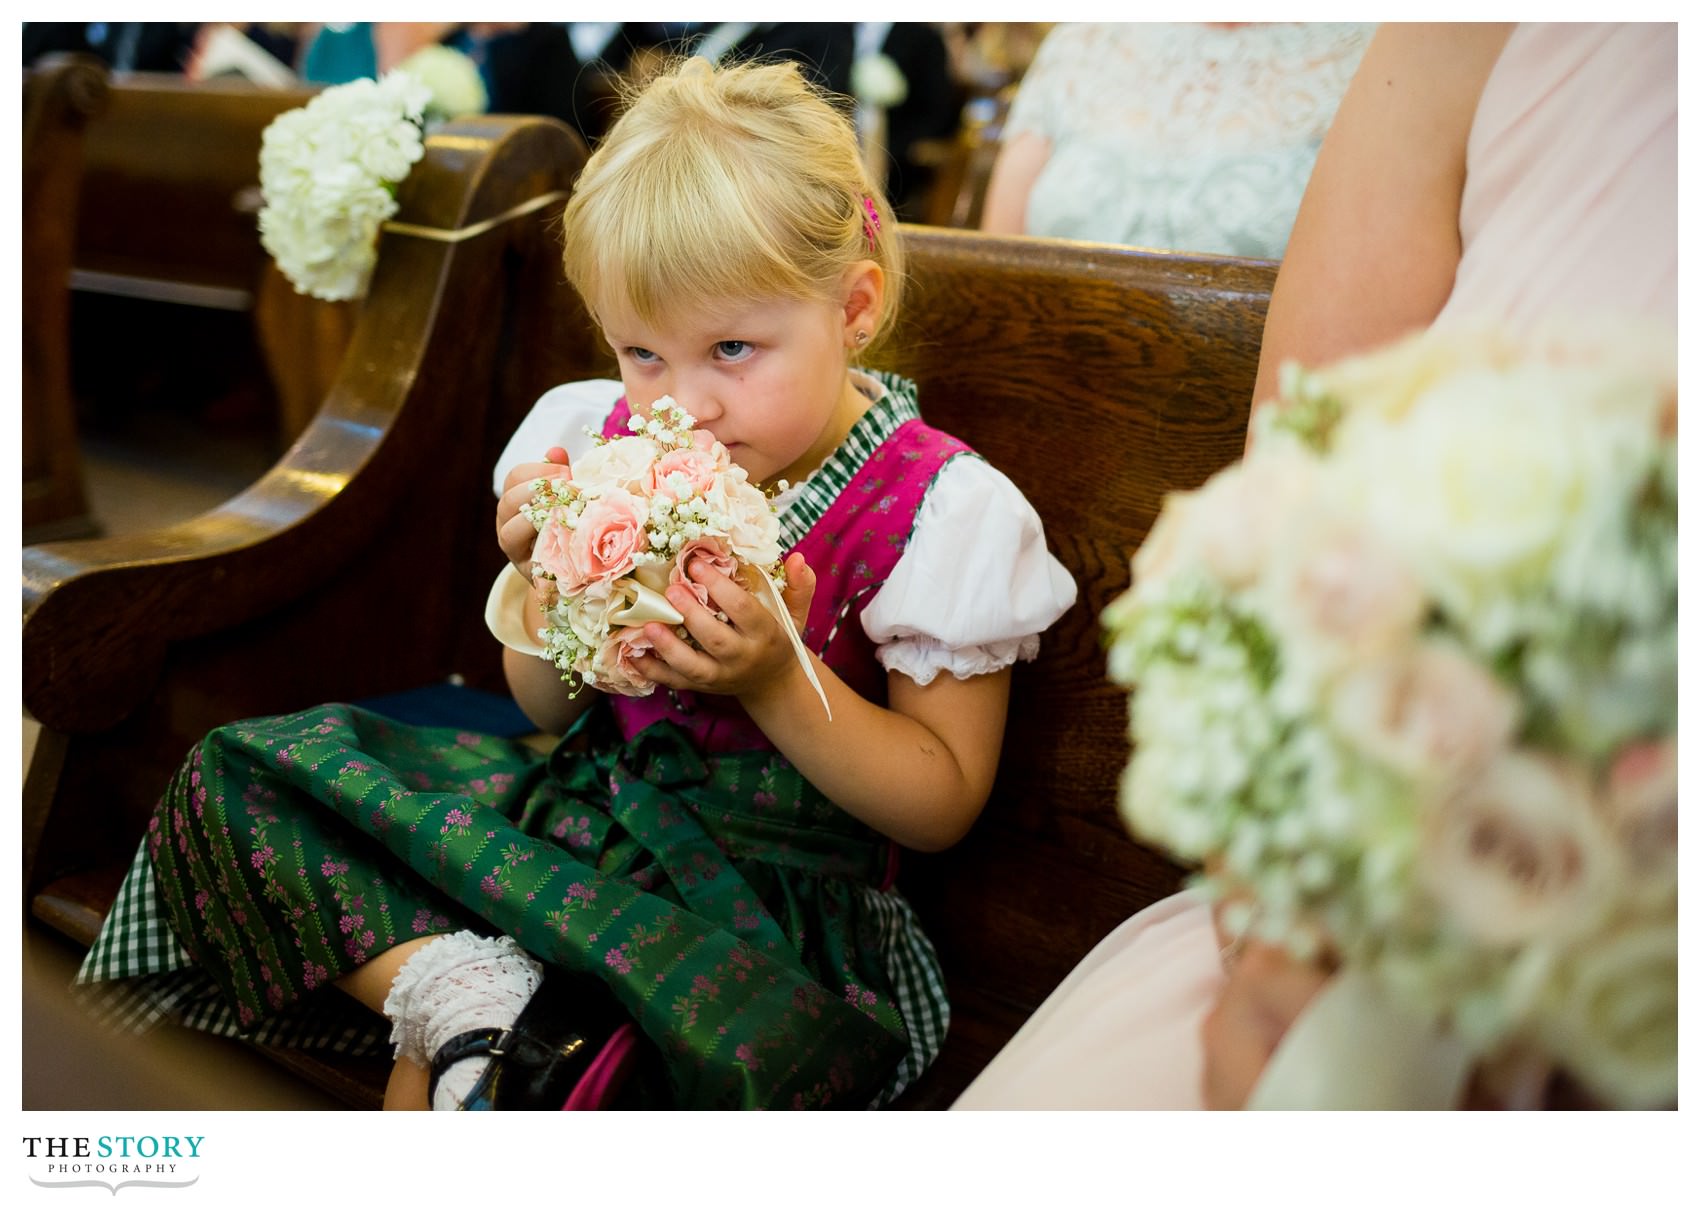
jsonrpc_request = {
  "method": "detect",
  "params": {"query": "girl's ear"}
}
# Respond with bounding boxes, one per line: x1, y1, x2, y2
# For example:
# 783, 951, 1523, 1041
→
840, 260, 886, 347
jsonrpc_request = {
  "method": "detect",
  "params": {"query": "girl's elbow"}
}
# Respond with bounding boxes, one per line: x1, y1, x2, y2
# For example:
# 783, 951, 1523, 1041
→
901, 791, 989, 853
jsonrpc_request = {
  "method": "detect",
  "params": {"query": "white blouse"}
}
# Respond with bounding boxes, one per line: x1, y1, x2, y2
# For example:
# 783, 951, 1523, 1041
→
491, 377, 1078, 685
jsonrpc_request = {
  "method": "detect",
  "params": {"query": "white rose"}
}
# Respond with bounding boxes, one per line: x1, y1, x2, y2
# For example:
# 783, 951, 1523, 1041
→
1303, 325, 1513, 424
1329, 639, 1518, 786
1535, 916, 1676, 1109
1418, 750, 1618, 948
559, 579, 617, 649
713, 478, 782, 567
570, 436, 659, 497
1332, 365, 1625, 633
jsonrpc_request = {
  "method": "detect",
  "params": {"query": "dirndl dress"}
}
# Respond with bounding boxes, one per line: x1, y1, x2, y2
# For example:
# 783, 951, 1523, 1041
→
78, 376, 973, 1109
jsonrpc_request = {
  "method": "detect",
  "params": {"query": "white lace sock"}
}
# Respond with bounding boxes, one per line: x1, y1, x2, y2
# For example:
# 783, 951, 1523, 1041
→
382, 930, 543, 1110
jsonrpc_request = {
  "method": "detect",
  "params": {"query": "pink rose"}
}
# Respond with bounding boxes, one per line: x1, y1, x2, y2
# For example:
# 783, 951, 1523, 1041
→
1419, 750, 1618, 946
691, 429, 733, 468
568, 488, 650, 583
671, 537, 739, 607
1602, 738, 1676, 873
588, 625, 658, 697
532, 506, 588, 593
1329, 640, 1519, 785
1272, 522, 1425, 660
647, 447, 722, 503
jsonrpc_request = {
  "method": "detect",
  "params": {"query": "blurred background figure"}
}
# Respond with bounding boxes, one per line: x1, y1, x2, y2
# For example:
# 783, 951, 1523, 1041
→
981, 22, 1372, 257
24, 21, 200, 72
853, 22, 961, 221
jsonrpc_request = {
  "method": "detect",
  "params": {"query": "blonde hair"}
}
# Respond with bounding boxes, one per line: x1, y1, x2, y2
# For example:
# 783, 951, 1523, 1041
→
560, 57, 904, 354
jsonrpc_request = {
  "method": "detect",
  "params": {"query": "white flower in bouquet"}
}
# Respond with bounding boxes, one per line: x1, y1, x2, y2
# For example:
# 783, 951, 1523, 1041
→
1104, 321, 1676, 1107
256, 72, 432, 301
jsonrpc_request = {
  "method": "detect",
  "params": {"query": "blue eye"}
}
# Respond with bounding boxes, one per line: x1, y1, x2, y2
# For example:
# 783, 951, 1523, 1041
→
626, 347, 659, 364
715, 340, 753, 360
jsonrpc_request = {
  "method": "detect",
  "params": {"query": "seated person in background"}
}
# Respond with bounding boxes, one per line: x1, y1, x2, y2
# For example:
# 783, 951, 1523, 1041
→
980, 22, 1371, 257
853, 22, 963, 222
955, 21, 1674, 1110
24, 20, 200, 72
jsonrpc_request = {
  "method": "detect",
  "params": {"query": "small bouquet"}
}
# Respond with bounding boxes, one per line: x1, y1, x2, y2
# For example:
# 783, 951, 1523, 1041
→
1104, 322, 1676, 1108
519, 398, 829, 714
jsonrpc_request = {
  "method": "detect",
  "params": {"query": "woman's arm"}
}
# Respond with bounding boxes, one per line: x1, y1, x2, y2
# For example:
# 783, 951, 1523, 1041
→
1249, 22, 1514, 414
979, 130, 1051, 235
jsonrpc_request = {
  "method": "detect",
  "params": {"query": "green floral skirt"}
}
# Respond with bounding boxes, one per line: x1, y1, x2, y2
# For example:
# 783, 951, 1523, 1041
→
78, 703, 949, 1109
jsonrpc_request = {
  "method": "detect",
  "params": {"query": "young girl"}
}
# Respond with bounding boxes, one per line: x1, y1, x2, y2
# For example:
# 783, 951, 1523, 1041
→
77, 56, 1077, 1110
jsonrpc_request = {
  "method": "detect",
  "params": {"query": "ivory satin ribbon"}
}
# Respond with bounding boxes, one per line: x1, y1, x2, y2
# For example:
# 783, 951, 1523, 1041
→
484, 563, 833, 720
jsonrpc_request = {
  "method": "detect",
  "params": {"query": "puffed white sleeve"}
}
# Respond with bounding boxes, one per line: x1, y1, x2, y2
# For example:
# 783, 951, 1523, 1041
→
860, 456, 1078, 685
490, 378, 625, 497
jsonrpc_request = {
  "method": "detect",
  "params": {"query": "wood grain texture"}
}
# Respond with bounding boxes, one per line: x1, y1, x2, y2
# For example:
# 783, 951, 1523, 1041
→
22, 55, 110, 543
883, 229, 1273, 1105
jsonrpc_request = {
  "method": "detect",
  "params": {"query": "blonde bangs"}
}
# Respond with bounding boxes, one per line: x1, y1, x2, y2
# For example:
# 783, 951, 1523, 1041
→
563, 132, 819, 327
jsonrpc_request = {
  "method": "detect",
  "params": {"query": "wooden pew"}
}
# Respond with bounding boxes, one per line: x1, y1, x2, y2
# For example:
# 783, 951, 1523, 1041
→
64, 72, 353, 447
24, 137, 1273, 1104
22, 54, 110, 544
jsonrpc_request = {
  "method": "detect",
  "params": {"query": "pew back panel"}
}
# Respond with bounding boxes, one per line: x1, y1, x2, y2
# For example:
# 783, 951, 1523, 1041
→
73, 72, 319, 303
880, 232, 1272, 1103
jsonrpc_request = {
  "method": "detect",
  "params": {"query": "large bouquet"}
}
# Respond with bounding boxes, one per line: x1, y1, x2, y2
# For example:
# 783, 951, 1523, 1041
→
1104, 322, 1676, 1108
517, 398, 828, 713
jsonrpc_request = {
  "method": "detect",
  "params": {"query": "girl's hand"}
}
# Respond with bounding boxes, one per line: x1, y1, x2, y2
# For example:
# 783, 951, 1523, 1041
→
633, 552, 817, 699
1199, 939, 1332, 1110
496, 447, 570, 577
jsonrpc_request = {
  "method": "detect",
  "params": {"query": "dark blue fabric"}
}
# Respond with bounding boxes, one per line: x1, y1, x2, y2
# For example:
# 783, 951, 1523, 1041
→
354, 682, 536, 738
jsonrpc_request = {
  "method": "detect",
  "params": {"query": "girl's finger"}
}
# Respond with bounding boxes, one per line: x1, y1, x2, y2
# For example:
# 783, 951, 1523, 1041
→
665, 584, 742, 660
499, 514, 538, 560
694, 562, 769, 632
641, 623, 720, 683
544, 446, 570, 465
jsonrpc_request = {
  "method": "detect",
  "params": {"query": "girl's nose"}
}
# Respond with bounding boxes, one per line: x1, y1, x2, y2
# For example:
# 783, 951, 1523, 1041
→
671, 374, 722, 423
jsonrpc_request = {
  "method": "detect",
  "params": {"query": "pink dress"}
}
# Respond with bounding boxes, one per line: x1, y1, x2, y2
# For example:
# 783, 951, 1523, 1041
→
952, 21, 1675, 1111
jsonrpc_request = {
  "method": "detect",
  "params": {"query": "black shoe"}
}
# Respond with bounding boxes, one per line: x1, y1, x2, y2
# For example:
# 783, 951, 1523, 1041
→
427, 972, 598, 1110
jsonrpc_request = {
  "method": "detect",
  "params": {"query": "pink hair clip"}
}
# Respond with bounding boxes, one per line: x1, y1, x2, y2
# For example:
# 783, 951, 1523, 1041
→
861, 195, 881, 252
